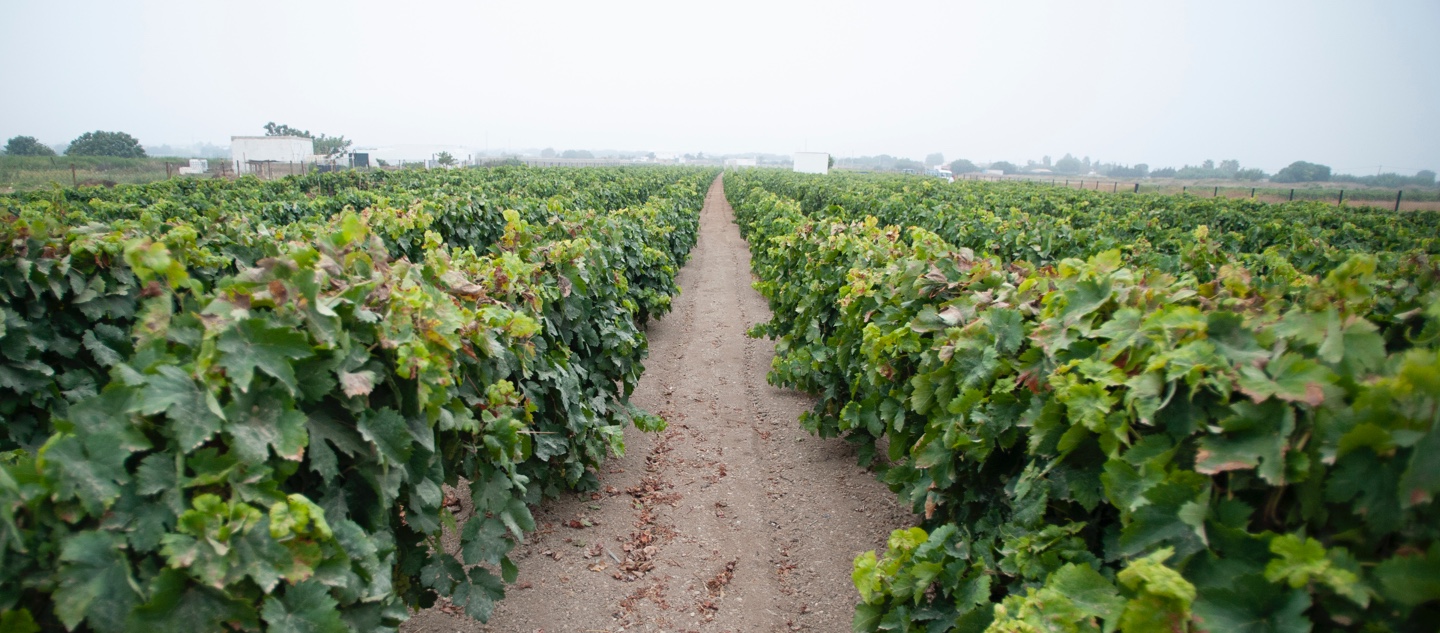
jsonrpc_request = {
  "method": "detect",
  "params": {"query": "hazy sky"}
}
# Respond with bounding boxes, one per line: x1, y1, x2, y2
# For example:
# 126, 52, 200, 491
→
2, 0, 1437, 173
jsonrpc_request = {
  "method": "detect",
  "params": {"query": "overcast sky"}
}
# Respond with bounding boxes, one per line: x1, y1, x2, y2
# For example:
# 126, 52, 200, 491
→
2, 0, 1436, 173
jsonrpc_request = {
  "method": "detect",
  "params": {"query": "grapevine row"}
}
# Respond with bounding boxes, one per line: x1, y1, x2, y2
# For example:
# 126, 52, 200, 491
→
0, 167, 717, 632
726, 170, 1439, 633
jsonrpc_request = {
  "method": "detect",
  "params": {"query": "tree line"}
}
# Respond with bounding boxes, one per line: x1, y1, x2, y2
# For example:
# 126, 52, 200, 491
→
3, 131, 147, 158
3, 123, 354, 160
932, 152, 1436, 187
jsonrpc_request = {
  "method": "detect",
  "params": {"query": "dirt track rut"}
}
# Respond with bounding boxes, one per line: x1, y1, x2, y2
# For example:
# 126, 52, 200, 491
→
405, 175, 911, 633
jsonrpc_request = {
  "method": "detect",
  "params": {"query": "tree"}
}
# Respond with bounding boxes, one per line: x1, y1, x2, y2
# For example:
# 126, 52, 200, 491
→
894, 158, 925, 172
1201, 159, 1215, 170
264, 122, 308, 137
263, 122, 350, 157
989, 161, 1018, 174
925, 153, 945, 167
1218, 159, 1240, 175
312, 134, 351, 157
828, 155, 835, 169
3, 135, 56, 156
948, 159, 979, 174
1416, 170, 1437, 186
1107, 163, 1149, 179
65, 130, 146, 157
435, 151, 456, 167
561, 149, 594, 159
1272, 161, 1331, 183
1054, 153, 1083, 175
1235, 168, 1267, 181
540, 147, 556, 158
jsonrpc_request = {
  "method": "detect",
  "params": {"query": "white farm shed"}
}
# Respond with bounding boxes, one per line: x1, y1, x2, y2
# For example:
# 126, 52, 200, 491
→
231, 136, 316, 174
793, 152, 829, 175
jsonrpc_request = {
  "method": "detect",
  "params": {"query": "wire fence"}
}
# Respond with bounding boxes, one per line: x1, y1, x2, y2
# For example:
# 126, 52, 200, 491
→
951, 173, 1440, 212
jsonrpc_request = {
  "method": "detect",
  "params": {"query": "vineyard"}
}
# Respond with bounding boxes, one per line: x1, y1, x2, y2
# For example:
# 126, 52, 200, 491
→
725, 170, 1440, 632
3, 165, 1438, 632
0, 166, 716, 631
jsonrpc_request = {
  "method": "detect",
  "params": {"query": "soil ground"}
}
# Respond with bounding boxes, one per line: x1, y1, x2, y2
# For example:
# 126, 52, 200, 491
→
403, 176, 913, 633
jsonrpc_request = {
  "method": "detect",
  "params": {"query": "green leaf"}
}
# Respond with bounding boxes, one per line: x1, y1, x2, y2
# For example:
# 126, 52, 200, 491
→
1061, 277, 1113, 323
1262, 535, 1323, 587
357, 408, 412, 467
1117, 474, 1209, 558
0, 609, 39, 633
1236, 353, 1334, 407
460, 517, 513, 566
54, 531, 142, 633
224, 386, 309, 463
141, 365, 224, 451
82, 327, 127, 367
1206, 311, 1268, 366
261, 580, 348, 633
1263, 534, 1367, 607
853, 602, 884, 633
1049, 563, 1124, 622
1374, 543, 1440, 607
853, 550, 880, 604
216, 318, 313, 394
470, 470, 514, 514
1116, 548, 1196, 633
1195, 400, 1294, 485
1191, 574, 1310, 633
499, 497, 535, 539
1399, 422, 1440, 508
41, 432, 128, 514
451, 567, 505, 623
128, 568, 258, 633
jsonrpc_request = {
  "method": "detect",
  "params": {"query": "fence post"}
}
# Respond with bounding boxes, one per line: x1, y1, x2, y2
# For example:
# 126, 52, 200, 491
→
1214, 186, 1219, 197
1289, 188, 1294, 201
1395, 190, 1403, 212
1338, 190, 1344, 206
1183, 186, 1187, 195
70, 164, 77, 188
1134, 183, 1139, 193
1251, 187, 1255, 198
1065, 179, 1069, 187
1112, 182, 1117, 193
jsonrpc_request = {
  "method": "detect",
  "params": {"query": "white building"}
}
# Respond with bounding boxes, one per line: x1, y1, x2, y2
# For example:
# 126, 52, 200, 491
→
724, 157, 758, 168
177, 159, 209, 175
231, 136, 315, 174
793, 152, 829, 175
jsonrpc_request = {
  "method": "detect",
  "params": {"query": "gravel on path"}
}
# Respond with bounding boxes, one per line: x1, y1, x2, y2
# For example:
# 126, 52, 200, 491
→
404, 175, 913, 633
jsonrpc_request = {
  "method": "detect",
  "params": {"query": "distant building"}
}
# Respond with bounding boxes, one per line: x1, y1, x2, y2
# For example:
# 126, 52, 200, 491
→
231, 136, 315, 174
793, 152, 829, 175
177, 159, 209, 175
724, 157, 758, 168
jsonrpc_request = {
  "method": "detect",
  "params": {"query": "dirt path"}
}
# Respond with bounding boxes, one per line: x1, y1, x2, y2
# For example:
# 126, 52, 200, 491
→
404, 176, 912, 633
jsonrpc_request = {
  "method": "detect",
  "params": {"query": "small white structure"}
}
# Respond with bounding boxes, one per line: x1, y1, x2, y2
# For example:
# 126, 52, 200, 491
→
793, 152, 829, 175
231, 136, 316, 174
177, 159, 209, 175
725, 157, 758, 168
982, 169, 1004, 176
